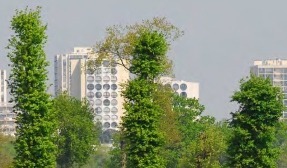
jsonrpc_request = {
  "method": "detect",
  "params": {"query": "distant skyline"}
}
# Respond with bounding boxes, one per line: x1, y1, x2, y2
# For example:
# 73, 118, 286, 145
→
2, 1, 287, 120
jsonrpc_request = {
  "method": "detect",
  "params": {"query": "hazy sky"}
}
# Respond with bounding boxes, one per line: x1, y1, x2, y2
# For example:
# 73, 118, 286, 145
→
1, 1, 287, 120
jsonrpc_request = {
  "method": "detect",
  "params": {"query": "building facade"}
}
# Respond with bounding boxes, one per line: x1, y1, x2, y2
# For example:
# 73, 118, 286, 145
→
0, 70, 7, 103
54, 47, 130, 130
160, 77, 199, 99
250, 59, 287, 118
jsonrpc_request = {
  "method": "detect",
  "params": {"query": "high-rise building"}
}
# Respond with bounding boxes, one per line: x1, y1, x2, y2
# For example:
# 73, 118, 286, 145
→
160, 77, 199, 99
54, 47, 130, 131
250, 59, 287, 118
0, 70, 7, 103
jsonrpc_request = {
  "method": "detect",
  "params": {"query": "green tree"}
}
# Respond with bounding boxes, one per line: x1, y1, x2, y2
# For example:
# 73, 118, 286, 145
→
7, 7, 57, 167
227, 75, 285, 168
275, 121, 287, 168
121, 31, 169, 168
0, 134, 15, 168
53, 93, 101, 168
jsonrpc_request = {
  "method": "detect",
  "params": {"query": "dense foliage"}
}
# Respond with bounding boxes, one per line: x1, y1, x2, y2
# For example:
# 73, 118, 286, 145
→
227, 75, 285, 167
53, 93, 101, 168
7, 7, 57, 167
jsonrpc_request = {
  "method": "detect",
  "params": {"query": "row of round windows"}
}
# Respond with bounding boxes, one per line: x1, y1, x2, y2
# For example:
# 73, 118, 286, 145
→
87, 84, 118, 90
87, 75, 117, 83
87, 92, 118, 99
176, 92, 187, 98
89, 99, 118, 106
87, 68, 117, 75
102, 122, 117, 129
95, 115, 118, 120
95, 107, 118, 114
165, 83, 187, 91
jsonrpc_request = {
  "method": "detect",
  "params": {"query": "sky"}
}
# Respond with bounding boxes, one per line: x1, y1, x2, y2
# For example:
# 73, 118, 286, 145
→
1, 0, 287, 120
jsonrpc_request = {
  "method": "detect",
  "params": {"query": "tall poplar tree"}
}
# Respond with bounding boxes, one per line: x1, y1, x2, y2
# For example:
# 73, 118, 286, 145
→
7, 7, 57, 167
227, 75, 285, 167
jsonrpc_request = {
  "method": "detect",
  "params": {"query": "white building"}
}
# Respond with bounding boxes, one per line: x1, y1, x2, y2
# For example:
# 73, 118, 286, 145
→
160, 77, 199, 99
0, 70, 7, 103
54, 47, 130, 130
250, 59, 287, 119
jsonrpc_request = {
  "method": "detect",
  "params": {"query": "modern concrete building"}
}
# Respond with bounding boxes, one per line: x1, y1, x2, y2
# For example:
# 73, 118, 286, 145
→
0, 102, 16, 136
160, 77, 199, 99
0, 70, 7, 103
54, 47, 130, 130
250, 59, 287, 119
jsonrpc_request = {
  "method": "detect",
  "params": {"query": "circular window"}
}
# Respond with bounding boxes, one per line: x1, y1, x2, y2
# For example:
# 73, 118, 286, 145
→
180, 92, 187, 98
95, 92, 102, 98
111, 107, 118, 114
95, 107, 102, 114
104, 107, 110, 113
111, 68, 117, 75
103, 122, 110, 128
111, 122, 118, 128
89, 100, 94, 106
87, 84, 94, 90
103, 115, 110, 120
111, 92, 117, 98
95, 69, 102, 75
103, 60, 110, 67
95, 76, 102, 82
111, 76, 117, 83
87, 92, 94, 98
86, 69, 93, 75
95, 115, 102, 120
111, 115, 118, 120
103, 76, 110, 83
103, 99, 110, 106
111, 99, 118, 106
103, 92, 110, 98
180, 83, 187, 90
173, 83, 179, 91
111, 84, 117, 90
95, 84, 102, 90
111, 61, 117, 67
95, 99, 102, 106
87, 76, 94, 82
103, 84, 110, 90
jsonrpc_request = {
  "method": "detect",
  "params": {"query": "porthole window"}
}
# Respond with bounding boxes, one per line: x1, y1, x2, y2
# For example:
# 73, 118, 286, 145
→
103, 115, 110, 120
172, 83, 179, 91
95, 107, 102, 114
87, 92, 94, 98
86, 69, 93, 75
111, 84, 117, 90
103, 122, 110, 128
111, 99, 118, 106
180, 83, 187, 90
111, 61, 117, 67
111, 92, 117, 98
87, 84, 94, 90
95, 76, 102, 82
87, 76, 94, 82
95, 99, 102, 106
103, 99, 110, 106
95, 115, 102, 120
111, 76, 117, 82
103, 92, 110, 98
111, 68, 117, 75
103, 84, 110, 90
111, 107, 118, 114
111, 122, 118, 128
89, 100, 94, 106
95, 69, 102, 75
180, 92, 187, 98
95, 92, 102, 98
111, 115, 118, 120
103, 60, 110, 67
103, 76, 110, 83
104, 107, 110, 113
95, 84, 102, 90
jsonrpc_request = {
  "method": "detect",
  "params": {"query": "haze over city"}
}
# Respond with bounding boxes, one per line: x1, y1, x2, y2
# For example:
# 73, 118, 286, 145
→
1, 0, 287, 120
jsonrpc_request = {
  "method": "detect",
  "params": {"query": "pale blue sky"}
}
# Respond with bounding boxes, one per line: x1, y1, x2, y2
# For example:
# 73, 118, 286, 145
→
1, 0, 287, 120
